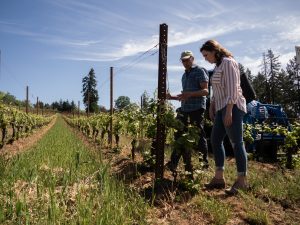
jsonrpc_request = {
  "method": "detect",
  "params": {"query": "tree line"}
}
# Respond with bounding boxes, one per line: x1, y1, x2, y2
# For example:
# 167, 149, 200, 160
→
0, 91, 75, 112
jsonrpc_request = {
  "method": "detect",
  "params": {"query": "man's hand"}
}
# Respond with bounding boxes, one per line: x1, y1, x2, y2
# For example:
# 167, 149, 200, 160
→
177, 92, 192, 102
166, 92, 179, 100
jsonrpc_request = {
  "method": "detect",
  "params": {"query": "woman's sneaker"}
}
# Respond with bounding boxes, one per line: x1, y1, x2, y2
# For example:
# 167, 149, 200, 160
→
225, 181, 249, 195
204, 177, 226, 190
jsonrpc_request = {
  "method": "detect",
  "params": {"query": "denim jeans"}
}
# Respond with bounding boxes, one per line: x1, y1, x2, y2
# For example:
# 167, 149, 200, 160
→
170, 108, 208, 172
211, 105, 247, 176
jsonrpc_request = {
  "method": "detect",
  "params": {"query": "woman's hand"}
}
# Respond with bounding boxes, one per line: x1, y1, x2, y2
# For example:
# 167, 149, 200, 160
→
224, 104, 233, 127
209, 102, 215, 121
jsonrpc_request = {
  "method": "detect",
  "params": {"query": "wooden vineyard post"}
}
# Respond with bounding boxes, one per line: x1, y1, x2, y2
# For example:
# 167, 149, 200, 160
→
155, 23, 168, 180
36, 97, 39, 115
109, 66, 114, 148
26, 86, 29, 114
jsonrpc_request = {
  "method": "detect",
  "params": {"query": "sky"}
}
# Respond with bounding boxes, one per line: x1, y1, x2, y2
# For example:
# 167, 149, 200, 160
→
0, 0, 300, 110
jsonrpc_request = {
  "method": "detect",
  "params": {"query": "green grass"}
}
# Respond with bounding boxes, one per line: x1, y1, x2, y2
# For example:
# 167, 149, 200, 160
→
165, 149, 300, 224
2, 116, 298, 224
0, 116, 148, 225
192, 193, 231, 225
247, 162, 300, 205
241, 193, 271, 225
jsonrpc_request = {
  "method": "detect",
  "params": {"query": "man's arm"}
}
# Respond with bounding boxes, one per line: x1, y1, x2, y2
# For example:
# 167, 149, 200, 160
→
177, 81, 208, 101
166, 92, 180, 100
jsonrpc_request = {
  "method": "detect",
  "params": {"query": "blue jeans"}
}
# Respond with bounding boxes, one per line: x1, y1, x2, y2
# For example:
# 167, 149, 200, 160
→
211, 105, 247, 176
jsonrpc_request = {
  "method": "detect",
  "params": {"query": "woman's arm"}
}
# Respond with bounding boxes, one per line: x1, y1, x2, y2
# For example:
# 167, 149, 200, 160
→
223, 59, 240, 126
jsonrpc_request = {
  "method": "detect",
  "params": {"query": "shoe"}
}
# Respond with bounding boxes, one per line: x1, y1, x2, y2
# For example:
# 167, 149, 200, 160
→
204, 177, 226, 190
225, 181, 249, 195
165, 161, 177, 172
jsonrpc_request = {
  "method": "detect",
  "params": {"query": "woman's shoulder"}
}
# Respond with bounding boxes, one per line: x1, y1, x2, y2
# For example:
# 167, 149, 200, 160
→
222, 57, 236, 64
221, 57, 238, 67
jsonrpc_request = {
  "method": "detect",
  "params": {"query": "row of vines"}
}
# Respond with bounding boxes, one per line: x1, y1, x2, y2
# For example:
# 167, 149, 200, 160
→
65, 100, 300, 169
0, 103, 54, 148
65, 101, 202, 166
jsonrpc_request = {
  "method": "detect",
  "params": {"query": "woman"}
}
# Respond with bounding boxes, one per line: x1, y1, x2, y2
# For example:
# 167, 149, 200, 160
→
200, 40, 248, 195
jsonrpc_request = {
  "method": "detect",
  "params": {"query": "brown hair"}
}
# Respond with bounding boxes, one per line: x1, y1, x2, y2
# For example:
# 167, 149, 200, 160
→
200, 40, 233, 66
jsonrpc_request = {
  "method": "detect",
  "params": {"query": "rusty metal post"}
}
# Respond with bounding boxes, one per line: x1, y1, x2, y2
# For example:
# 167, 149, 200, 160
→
26, 86, 29, 114
109, 67, 114, 148
155, 23, 168, 180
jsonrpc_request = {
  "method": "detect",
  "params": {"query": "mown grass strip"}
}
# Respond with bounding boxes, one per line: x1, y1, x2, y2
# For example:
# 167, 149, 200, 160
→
192, 193, 231, 225
0, 116, 148, 225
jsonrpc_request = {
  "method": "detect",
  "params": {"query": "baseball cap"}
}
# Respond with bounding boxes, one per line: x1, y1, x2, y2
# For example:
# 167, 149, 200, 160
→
180, 51, 194, 60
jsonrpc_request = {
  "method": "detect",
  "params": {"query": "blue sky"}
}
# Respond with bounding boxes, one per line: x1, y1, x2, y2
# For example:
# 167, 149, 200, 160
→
0, 0, 299, 109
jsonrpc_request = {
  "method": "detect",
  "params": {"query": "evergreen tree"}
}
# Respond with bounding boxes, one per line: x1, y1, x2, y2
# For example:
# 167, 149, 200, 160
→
266, 49, 281, 104
252, 72, 267, 102
70, 100, 76, 112
245, 68, 254, 82
82, 68, 99, 113
260, 53, 271, 103
286, 56, 300, 117
275, 70, 293, 114
259, 50, 281, 104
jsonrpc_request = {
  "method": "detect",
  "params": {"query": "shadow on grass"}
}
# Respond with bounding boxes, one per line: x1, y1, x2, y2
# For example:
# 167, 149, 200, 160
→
112, 159, 198, 206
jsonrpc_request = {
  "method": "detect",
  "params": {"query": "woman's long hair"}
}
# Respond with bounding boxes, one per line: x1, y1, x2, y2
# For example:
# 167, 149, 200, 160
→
200, 40, 233, 66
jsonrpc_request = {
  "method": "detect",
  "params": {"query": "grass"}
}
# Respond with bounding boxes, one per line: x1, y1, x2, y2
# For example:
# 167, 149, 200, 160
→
162, 148, 300, 224
134, 134, 300, 223
241, 192, 271, 225
0, 116, 148, 224
1, 116, 299, 224
192, 193, 231, 225
247, 162, 300, 205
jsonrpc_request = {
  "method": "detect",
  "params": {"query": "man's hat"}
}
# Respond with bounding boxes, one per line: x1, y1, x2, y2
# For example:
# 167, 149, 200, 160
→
180, 50, 194, 60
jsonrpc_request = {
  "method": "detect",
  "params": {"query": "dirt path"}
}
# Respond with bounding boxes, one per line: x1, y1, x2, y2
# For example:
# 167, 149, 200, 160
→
0, 116, 57, 159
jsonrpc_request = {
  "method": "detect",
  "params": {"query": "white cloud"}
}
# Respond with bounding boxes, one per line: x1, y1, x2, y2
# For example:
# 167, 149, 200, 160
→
278, 27, 300, 42
238, 56, 262, 75
0, 23, 40, 37
167, 64, 183, 72
224, 40, 242, 48
280, 52, 296, 67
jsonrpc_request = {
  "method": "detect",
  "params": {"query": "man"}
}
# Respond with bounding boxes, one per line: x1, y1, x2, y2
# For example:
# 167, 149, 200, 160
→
166, 50, 209, 176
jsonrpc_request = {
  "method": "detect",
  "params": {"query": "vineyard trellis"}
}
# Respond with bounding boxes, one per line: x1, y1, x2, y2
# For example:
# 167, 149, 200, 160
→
0, 103, 54, 148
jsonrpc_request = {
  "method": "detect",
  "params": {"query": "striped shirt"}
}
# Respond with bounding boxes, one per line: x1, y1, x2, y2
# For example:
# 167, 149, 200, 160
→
211, 57, 247, 113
